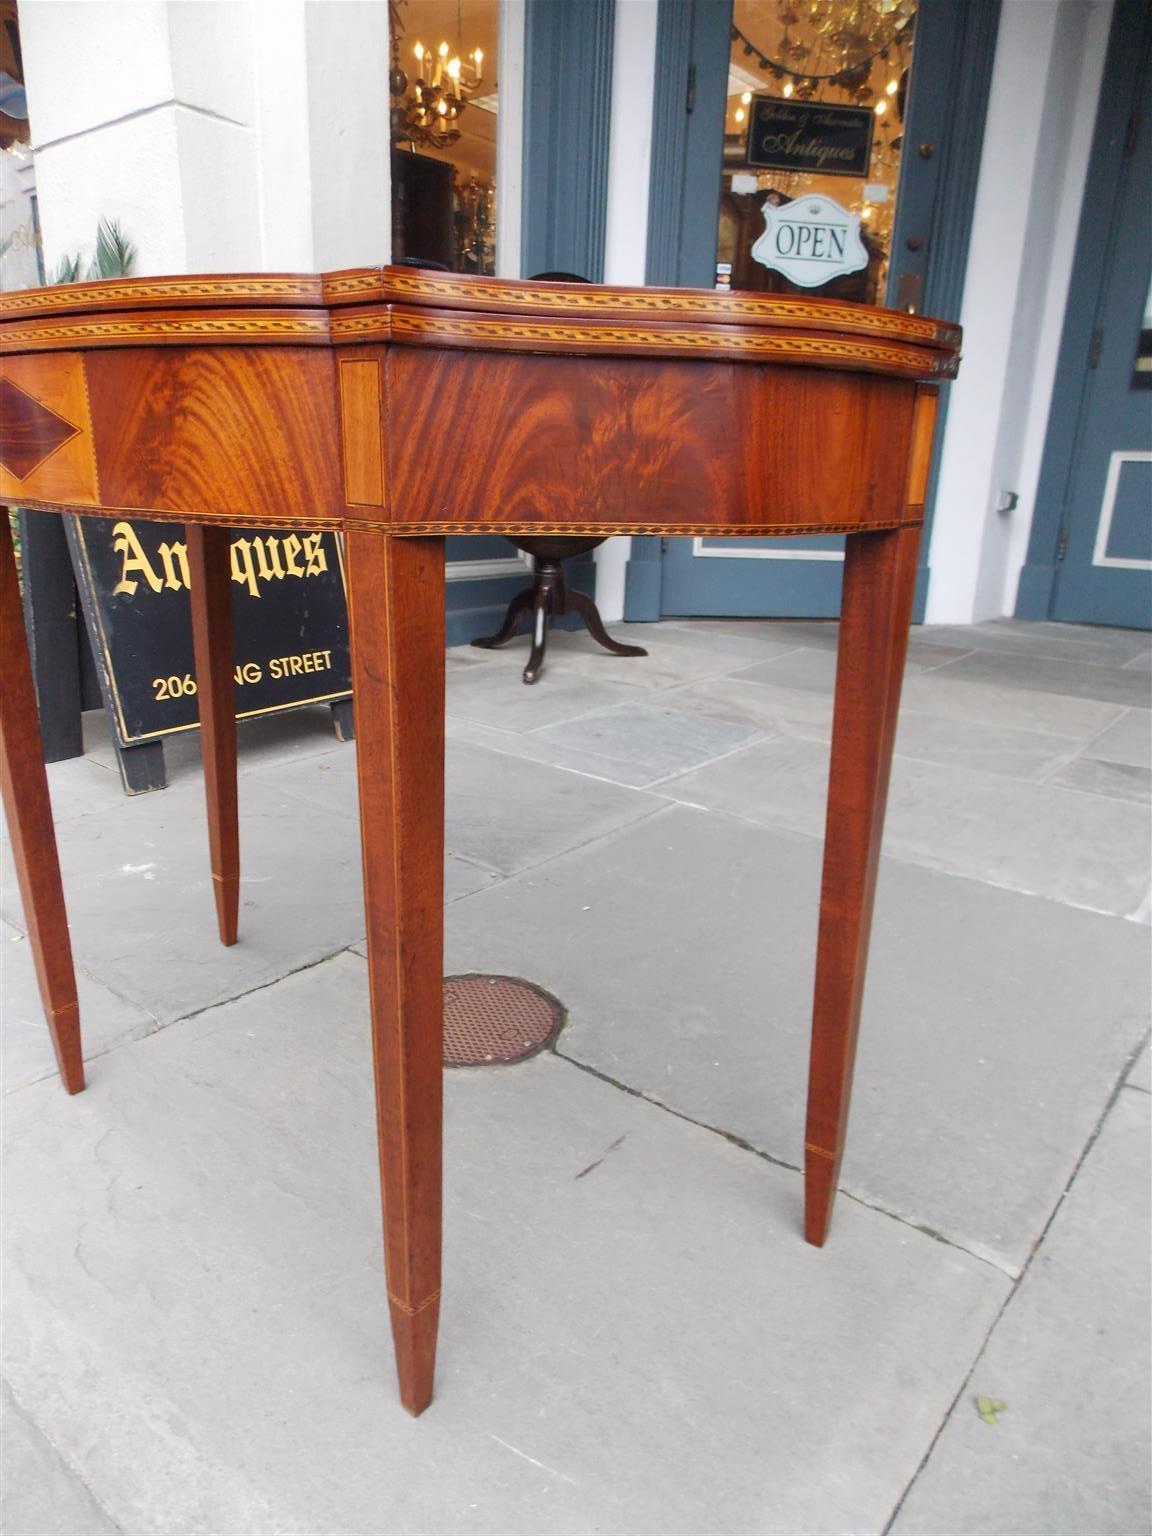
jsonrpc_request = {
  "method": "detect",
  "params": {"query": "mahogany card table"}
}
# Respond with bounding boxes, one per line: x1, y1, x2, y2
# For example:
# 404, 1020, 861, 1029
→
0, 268, 960, 1415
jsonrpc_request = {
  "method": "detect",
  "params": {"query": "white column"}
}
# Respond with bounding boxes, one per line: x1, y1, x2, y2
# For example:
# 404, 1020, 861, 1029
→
596, 0, 659, 622
18, 0, 393, 279
304, 2, 391, 269
926, 0, 1113, 623
250, 0, 316, 271
495, 0, 525, 279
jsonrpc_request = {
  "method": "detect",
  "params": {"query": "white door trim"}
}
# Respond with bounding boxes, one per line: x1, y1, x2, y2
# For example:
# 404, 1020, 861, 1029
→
690, 536, 844, 562
445, 550, 532, 582
1091, 449, 1152, 571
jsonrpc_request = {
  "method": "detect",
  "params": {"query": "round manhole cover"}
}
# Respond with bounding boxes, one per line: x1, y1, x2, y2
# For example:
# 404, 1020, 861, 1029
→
443, 975, 563, 1066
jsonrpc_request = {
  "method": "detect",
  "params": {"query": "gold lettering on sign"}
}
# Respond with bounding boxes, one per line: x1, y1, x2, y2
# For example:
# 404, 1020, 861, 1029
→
111, 522, 329, 598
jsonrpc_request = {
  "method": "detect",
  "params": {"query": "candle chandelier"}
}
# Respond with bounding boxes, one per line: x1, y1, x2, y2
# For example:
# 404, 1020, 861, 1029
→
732, 0, 915, 104
389, 0, 484, 151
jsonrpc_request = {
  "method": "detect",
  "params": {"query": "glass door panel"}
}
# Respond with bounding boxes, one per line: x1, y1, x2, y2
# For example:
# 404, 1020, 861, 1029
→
660, 0, 924, 620
718, 0, 917, 305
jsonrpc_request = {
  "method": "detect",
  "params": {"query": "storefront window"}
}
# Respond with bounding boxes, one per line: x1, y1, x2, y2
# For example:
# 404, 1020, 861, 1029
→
389, 0, 499, 274
716, 0, 917, 305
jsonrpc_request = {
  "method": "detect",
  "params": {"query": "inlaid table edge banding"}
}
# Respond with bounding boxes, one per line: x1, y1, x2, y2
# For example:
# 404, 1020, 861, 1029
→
1, 499, 926, 539
0, 266, 960, 352
0, 264, 959, 1419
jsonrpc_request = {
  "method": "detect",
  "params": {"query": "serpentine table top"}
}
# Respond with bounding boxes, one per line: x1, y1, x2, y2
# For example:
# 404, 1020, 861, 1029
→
0, 268, 961, 1417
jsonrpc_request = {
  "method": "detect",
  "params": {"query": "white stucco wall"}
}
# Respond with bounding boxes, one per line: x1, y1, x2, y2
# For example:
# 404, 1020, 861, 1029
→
18, 0, 391, 277
994, 0, 1114, 616
925, 0, 1113, 623
304, 3, 391, 270
596, 0, 659, 622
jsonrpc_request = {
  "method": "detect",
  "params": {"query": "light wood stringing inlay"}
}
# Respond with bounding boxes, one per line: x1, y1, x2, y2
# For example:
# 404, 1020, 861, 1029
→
322, 268, 961, 348
329, 309, 958, 377
339, 358, 387, 507
0, 275, 324, 317
0, 311, 330, 352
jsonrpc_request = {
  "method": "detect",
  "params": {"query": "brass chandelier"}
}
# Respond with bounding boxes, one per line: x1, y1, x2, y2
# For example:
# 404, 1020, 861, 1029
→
389, 0, 484, 151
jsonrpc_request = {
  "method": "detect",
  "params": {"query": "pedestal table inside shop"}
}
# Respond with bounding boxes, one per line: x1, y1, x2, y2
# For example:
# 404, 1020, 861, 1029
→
0, 268, 960, 1416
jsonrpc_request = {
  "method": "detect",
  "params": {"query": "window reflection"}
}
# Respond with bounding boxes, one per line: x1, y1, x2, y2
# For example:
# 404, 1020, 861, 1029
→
389, 0, 498, 274
717, 0, 917, 304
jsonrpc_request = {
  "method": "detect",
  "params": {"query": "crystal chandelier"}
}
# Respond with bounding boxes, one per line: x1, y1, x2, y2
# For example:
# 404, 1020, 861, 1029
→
389, 1, 484, 151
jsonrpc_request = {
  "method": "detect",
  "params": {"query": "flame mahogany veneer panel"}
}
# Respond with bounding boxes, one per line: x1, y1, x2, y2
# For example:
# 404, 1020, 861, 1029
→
380, 349, 918, 535
82, 347, 344, 528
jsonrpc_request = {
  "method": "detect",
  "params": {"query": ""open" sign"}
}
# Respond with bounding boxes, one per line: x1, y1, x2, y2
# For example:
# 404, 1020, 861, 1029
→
750, 194, 869, 290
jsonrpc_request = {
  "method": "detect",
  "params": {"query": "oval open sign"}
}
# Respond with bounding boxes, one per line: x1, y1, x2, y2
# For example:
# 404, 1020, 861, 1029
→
750, 193, 869, 289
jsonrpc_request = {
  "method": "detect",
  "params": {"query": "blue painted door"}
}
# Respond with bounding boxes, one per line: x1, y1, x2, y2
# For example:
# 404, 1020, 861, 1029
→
1046, 28, 1152, 630
640, 0, 997, 621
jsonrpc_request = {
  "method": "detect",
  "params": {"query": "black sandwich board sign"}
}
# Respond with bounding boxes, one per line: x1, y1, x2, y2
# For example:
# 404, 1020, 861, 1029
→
746, 97, 874, 178
65, 516, 352, 793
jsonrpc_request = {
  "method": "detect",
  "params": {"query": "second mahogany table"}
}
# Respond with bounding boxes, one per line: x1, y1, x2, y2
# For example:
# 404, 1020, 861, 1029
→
0, 267, 960, 1416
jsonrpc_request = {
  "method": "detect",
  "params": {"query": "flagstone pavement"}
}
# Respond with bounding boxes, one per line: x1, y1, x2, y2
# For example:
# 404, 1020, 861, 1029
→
2, 615, 1149, 1536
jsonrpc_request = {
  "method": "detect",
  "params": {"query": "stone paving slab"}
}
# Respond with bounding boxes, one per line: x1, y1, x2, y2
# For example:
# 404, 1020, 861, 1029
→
81, 701, 350, 789
449, 700, 767, 788
700, 616, 1148, 670
23, 754, 127, 823
727, 642, 957, 697
442, 804, 1150, 1273
891, 1089, 1151, 1536
896, 672, 1126, 739
1, 953, 1010, 1536
915, 619, 1151, 667
0, 921, 156, 1095
1049, 754, 1152, 804
253, 738, 661, 876
667, 618, 975, 670
475, 625, 794, 691
890, 713, 1076, 781
1127, 1037, 1151, 1093
661, 735, 1151, 918
0, 773, 366, 1026
447, 663, 641, 733
935, 650, 1151, 709
666, 674, 835, 739
1, 1378, 119, 1536
638, 619, 816, 664
1080, 706, 1152, 768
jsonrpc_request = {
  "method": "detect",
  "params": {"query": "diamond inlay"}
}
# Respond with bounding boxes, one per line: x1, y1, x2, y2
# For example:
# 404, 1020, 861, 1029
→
0, 375, 81, 479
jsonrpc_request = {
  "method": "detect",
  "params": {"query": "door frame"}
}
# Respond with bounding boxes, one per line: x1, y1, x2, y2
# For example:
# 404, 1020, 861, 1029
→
1016, 0, 1152, 621
624, 0, 1001, 623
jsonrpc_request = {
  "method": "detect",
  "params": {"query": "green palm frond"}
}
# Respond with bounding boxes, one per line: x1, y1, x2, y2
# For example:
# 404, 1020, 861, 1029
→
50, 251, 84, 284
88, 216, 137, 279
47, 218, 137, 286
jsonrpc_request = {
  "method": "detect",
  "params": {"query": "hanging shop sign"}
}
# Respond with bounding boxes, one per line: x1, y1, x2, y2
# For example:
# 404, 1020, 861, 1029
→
750, 193, 869, 288
746, 97, 874, 178
65, 516, 351, 746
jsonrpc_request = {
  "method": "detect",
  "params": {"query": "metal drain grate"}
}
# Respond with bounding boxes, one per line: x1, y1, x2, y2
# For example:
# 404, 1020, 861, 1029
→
442, 975, 563, 1066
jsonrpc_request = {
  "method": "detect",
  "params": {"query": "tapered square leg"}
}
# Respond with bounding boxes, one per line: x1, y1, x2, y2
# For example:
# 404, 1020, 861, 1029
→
346, 529, 445, 1416
804, 521, 922, 1246
186, 523, 239, 946
0, 509, 82, 1092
